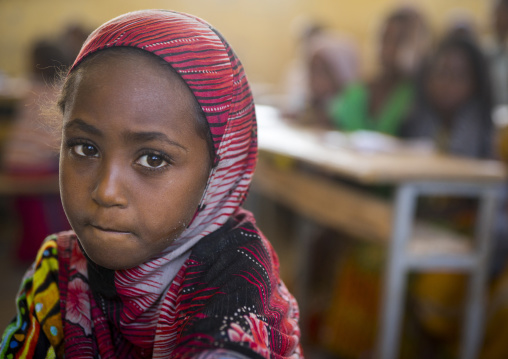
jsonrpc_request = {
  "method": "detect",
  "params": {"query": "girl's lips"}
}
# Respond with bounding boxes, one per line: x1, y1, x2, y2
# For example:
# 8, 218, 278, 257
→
90, 224, 131, 234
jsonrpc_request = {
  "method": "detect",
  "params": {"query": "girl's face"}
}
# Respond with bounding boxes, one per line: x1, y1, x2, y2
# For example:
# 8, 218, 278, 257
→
379, 18, 426, 76
425, 48, 474, 114
309, 53, 341, 104
59, 52, 211, 270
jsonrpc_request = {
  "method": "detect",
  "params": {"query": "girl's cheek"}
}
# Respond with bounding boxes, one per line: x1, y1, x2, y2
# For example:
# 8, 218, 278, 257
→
60, 158, 88, 204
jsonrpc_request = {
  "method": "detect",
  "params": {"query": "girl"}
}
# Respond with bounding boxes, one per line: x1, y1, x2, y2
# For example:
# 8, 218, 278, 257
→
284, 26, 359, 128
0, 10, 301, 359
401, 35, 494, 157
301, 30, 359, 128
401, 36, 499, 358
329, 6, 430, 135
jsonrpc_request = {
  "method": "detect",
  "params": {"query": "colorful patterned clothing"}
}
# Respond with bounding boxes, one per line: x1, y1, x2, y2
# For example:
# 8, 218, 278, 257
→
1, 211, 301, 358
0, 235, 63, 358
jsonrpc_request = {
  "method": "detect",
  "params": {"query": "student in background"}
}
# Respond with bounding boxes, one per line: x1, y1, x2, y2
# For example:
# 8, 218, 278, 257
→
58, 23, 91, 66
1, 40, 70, 264
400, 35, 508, 359
403, 10, 508, 357
298, 30, 359, 128
282, 19, 359, 128
329, 6, 430, 135
485, 0, 508, 107
401, 36, 494, 158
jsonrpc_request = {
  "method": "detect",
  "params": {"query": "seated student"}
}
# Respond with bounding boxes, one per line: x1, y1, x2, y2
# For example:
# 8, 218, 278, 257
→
285, 26, 360, 128
0, 10, 301, 359
320, 27, 495, 359
485, 0, 508, 107
401, 35, 494, 158
329, 6, 430, 135
1, 40, 70, 263
400, 35, 506, 358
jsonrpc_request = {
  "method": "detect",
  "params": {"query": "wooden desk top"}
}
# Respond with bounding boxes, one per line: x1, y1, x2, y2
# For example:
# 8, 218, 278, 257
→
0, 174, 59, 195
256, 105, 507, 184
0, 77, 30, 103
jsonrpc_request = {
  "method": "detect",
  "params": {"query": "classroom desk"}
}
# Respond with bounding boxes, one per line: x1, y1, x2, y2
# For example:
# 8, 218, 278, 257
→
252, 105, 507, 359
0, 77, 29, 99
0, 77, 30, 148
0, 174, 59, 195
0, 78, 57, 195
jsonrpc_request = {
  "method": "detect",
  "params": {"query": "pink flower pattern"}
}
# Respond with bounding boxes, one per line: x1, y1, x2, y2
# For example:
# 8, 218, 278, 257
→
70, 241, 88, 275
66, 277, 92, 336
227, 313, 270, 358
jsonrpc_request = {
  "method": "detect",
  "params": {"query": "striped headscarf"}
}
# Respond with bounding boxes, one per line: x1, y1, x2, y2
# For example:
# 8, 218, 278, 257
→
71, 9, 257, 242
61, 9, 260, 356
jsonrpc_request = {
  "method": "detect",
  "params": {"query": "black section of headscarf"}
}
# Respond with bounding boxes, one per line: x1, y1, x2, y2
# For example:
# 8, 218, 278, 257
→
84, 250, 123, 326
87, 259, 117, 299
173, 213, 277, 357
82, 216, 236, 330
76, 239, 117, 297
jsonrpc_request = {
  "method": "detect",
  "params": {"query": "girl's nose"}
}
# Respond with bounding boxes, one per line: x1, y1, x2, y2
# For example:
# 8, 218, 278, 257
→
91, 161, 128, 208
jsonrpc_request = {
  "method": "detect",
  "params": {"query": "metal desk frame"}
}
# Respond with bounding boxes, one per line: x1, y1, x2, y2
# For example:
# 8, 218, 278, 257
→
377, 181, 501, 359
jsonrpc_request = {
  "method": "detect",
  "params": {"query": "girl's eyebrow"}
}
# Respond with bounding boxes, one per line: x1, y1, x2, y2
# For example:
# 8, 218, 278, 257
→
64, 118, 103, 137
123, 131, 188, 151
63, 118, 187, 151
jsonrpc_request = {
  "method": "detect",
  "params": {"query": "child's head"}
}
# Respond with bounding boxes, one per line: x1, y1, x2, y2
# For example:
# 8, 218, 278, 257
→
56, 10, 257, 270
422, 37, 491, 116
307, 33, 358, 106
493, 0, 508, 42
378, 7, 429, 77
30, 39, 67, 84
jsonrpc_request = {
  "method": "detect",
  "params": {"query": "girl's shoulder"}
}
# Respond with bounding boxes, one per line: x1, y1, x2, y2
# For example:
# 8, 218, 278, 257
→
0, 233, 66, 358
190, 211, 273, 267
174, 213, 301, 358
36, 230, 84, 283
187, 210, 282, 293
36, 230, 77, 257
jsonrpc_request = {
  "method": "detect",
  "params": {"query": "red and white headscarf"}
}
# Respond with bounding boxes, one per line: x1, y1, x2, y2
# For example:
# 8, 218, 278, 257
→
70, 8, 257, 294
59, 9, 266, 357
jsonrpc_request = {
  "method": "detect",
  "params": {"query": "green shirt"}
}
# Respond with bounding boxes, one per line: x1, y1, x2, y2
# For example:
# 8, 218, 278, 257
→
329, 82, 414, 136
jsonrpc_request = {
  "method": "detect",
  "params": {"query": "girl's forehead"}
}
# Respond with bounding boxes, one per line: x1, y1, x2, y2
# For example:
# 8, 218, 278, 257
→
68, 52, 197, 125
82, 49, 177, 79
78, 51, 191, 98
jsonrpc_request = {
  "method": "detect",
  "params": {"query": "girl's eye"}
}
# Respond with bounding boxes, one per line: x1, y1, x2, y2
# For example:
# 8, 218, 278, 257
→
137, 154, 168, 169
73, 144, 99, 157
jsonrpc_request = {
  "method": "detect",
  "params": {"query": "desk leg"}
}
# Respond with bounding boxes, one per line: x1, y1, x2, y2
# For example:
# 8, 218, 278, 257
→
377, 184, 417, 359
460, 188, 497, 359
294, 216, 318, 337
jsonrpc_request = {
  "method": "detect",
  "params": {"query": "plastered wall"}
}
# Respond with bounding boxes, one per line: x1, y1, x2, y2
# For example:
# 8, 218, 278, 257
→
0, 0, 490, 90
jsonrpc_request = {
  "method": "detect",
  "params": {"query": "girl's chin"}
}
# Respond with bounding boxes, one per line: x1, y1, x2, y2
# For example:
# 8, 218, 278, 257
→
78, 228, 149, 270
82, 245, 148, 271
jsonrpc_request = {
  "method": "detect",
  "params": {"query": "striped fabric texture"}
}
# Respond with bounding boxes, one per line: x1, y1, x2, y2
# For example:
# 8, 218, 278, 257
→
53, 9, 300, 358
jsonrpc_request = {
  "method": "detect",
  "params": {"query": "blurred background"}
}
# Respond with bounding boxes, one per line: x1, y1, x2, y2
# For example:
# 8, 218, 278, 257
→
0, 0, 491, 92
1, 0, 508, 358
